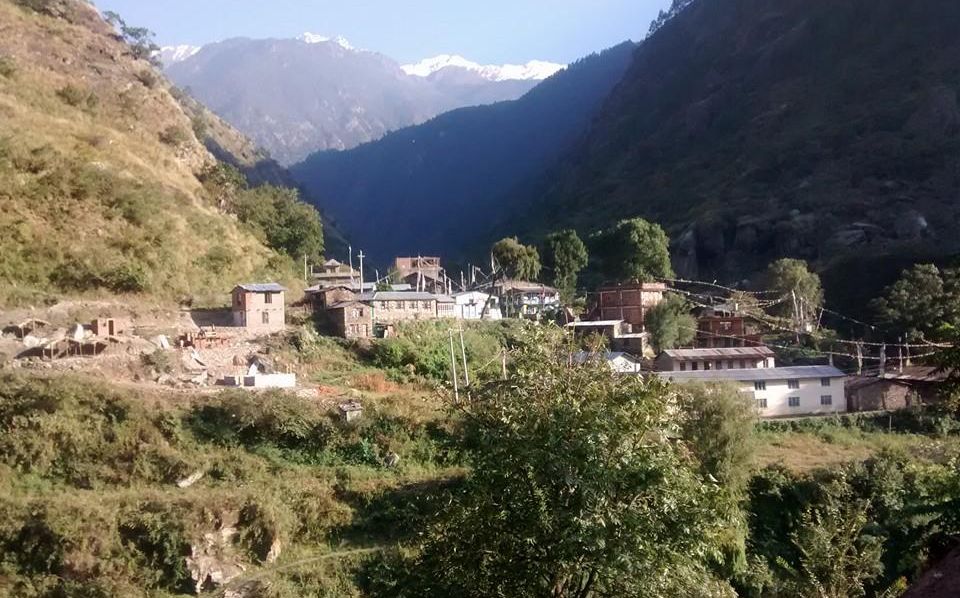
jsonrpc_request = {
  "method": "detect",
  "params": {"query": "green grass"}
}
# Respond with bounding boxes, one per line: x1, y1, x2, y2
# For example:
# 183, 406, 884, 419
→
0, 372, 463, 597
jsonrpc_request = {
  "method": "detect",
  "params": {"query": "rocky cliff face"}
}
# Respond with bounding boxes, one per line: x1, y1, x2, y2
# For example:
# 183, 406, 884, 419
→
511, 0, 960, 289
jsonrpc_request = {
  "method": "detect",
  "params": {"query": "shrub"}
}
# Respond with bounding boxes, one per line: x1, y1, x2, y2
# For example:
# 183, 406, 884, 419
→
56, 84, 90, 108
191, 115, 208, 140
141, 349, 172, 374
134, 69, 158, 89
158, 125, 190, 147
0, 56, 15, 78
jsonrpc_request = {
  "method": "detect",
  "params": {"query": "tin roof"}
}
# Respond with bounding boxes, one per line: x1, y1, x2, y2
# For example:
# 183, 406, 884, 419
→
235, 283, 287, 293
566, 320, 624, 328
660, 365, 846, 383
662, 346, 774, 360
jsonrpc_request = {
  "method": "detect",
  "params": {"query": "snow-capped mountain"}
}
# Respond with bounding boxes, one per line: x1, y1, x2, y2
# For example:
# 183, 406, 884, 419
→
162, 35, 556, 164
402, 54, 565, 82
297, 32, 355, 50
158, 44, 201, 66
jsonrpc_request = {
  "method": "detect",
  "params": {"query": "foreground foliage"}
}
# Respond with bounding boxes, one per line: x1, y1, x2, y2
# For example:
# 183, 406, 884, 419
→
371, 334, 735, 597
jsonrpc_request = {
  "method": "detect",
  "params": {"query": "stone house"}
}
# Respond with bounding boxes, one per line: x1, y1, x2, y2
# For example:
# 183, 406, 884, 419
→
327, 300, 373, 340
231, 283, 286, 332
846, 366, 948, 411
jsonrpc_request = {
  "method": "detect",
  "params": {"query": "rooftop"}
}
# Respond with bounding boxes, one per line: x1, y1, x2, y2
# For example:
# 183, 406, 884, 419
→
572, 351, 639, 364
235, 283, 287, 293
662, 346, 774, 360
497, 280, 559, 294
659, 365, 847, 382
566, 320, 624, 328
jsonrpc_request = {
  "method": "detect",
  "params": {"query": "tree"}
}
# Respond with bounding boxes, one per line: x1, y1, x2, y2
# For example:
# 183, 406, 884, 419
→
103, 11, 161, 66
389, 331, 733, 597
764, 259, 823, 327
676, 382, 757, 578
595, 218, 674, 283
870, 264, 960, 341
492, 237, 541, 281
646, 293, 696, 352
776, 493, 883, 598
233, 186, 324, 262
542, 229, 588, 297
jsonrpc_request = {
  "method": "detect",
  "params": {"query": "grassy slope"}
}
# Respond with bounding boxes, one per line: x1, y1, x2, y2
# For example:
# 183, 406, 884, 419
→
0, 0, 297, 307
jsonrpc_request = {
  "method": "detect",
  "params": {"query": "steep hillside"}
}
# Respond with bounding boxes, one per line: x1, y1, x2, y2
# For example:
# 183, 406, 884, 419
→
166, 37, 548, 165
0, 0, 312, 306
513, 0, 960, 287
292, 43, 637, 261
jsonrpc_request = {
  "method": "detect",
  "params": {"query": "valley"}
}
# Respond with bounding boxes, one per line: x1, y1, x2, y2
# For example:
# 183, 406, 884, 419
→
2, 0, 960, 597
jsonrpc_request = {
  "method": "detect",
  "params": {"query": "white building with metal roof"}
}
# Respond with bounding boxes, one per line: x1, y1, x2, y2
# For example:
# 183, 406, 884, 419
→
655, 346, 776, 372
660, 365, 848, 418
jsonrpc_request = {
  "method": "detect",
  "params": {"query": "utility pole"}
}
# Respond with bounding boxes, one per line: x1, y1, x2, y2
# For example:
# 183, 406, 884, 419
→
348, 245, 354, 286
357, 250, 365, 292
458, 326, 469, 386
856, 342, 863, 375
898, 336, 904, 372
461, 270, 466, 291
303, 254, 308, 282
449, 330, 460, 404
879, 343, 887, 375
501, 348, 507, 380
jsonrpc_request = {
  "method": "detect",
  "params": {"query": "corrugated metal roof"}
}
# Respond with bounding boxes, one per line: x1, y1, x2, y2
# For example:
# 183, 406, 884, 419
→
572, 351, 639, 364
359, 292, 439, 302
566, 320, 624, 327
662, 346, 774, 359
235, 283, 287, 293
659, 365, 846, 382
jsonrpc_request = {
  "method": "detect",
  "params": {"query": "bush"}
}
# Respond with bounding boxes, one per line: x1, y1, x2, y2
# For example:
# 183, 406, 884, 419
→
0, 56, 15, 78
134, 69, 158, 89
141, 349, 172, 374
56, 84, 97, 111
158, 125, 190, 147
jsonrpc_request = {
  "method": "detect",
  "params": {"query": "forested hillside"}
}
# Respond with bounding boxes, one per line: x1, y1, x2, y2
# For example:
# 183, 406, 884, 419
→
0, 0, 327, 306
292, 42, 636, 261
511, 0, 960, 294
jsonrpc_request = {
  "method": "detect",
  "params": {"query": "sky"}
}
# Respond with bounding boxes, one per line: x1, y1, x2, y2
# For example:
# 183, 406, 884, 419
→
92, 0, 666, 64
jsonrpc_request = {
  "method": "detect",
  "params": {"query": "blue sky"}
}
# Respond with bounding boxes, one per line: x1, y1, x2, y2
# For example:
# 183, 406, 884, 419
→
92, 0, 665, 64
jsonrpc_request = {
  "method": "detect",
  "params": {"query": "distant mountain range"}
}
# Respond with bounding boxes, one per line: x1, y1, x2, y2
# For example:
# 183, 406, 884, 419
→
162, 34, 564, 165
291, 42, 636, 260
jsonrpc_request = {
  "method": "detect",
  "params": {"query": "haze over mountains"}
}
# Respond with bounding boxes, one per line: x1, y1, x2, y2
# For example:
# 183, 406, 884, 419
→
163, 34, 563, 165
287, 0, 960, 308
292, 42, 636, 260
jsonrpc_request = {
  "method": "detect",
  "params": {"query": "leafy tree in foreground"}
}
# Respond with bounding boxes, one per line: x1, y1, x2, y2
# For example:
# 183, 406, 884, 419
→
492, 237, 541, 281
646, 292, 697, 352
387, 331, 733, 597
871, 263, 960, 341
542, 229, 588, 298
594, 218, 674, 283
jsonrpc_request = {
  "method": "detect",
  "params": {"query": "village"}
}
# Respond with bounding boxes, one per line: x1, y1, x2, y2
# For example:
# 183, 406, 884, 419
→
0, 251, 946, 422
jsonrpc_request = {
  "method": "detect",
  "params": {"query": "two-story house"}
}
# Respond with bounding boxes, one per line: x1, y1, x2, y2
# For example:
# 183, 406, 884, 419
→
231, 283, 286, 333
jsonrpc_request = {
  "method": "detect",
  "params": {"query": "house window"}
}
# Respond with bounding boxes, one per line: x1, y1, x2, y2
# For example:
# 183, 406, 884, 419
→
262, 311, 270, 325
789, 397, 801, 408
422, 301, 431, 309
691, 362, 699, 371
821, 395, 833, 406
757, 398, 768, 409
716, 360, 723, 370
788, 379, 800, 390
739, 360, 746, 369
754, 381, 766, 391
821, 378, 831, 387
679, 362, 687, 371
264, 293, 273, 304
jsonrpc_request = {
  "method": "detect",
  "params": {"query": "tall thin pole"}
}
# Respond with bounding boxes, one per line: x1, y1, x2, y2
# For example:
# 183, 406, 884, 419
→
358, 250, 365, 292
856, 342, 863, 375
303, 254, 308, 282
898, 336, 904, 372
449, 331, 460, 403
458, 326, 469, 386
348, 245, 354, 285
